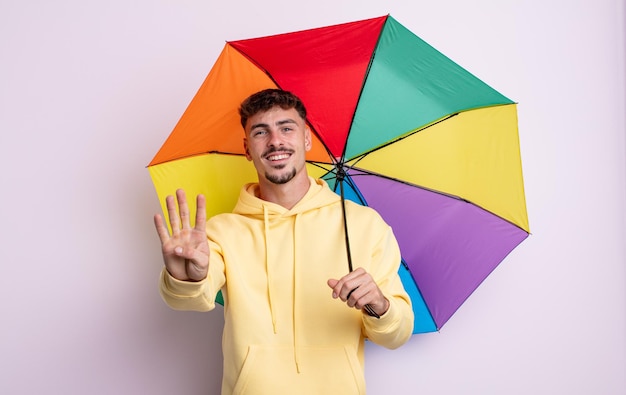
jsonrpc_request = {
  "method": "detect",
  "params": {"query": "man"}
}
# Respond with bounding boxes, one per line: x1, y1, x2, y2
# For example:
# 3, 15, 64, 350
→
155, 89, 413, 394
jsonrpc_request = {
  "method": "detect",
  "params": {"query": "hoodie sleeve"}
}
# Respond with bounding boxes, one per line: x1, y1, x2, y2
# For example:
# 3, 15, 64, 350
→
159, 239, 226, 312
361, 225, 414, 349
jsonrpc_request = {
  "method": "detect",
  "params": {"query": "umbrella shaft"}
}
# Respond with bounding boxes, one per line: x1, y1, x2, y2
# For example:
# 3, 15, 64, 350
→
339, 177, 354, 272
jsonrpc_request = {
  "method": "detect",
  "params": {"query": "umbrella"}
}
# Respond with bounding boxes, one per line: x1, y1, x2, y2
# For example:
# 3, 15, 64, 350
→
148, 15, 529, 333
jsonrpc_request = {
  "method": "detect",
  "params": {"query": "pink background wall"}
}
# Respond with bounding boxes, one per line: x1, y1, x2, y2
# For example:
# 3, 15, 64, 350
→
1, 1, 624, 394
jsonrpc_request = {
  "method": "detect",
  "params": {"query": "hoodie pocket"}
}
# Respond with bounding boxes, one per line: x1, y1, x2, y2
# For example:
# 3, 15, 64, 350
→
232, 345, 366, 395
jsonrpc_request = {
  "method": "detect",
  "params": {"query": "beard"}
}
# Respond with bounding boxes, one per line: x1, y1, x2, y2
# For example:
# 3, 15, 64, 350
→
265, 166, 297, 185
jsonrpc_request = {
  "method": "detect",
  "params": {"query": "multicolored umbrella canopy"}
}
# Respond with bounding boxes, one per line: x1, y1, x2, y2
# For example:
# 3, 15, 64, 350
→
148, 15, 529, 334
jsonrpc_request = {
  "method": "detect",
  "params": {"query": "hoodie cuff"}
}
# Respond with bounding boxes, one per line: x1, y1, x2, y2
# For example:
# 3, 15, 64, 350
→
363, 297, 400, 325
160, 269, 208, 297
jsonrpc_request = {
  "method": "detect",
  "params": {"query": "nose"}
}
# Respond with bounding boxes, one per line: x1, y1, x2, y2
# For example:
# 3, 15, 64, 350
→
267, 130, 284, 148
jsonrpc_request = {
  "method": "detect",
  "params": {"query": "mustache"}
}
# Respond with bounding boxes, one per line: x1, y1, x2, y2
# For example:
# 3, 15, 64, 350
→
262, 147, 294, 158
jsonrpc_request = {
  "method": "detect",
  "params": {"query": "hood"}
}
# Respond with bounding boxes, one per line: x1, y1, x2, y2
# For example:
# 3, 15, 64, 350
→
233, 177, 340, 218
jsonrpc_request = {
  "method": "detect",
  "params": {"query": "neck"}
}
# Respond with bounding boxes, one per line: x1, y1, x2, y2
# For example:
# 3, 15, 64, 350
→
257, 174, 311, 209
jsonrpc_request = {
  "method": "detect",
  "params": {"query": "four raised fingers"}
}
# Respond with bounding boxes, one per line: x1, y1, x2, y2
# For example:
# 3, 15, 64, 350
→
160, 189, 206, 238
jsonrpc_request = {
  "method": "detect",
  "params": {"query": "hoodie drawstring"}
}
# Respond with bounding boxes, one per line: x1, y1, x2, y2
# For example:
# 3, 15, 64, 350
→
293, 213, 301, 373
263, 205, 277, 334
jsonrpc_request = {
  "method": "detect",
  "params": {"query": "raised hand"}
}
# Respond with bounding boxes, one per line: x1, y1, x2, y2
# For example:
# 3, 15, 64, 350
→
154, 189, 209, 282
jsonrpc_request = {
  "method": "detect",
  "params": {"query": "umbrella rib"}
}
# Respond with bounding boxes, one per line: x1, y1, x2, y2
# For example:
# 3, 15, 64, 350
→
399, 259, 439, 331
348, 113, 459, 168
340, 14, 390, 161
228, 44, 337, 161
341, 171, 368, 205
348, 101, 515, 167
344, 166, 529, 233
150, 151, 248, 166
347, 166, 469, 202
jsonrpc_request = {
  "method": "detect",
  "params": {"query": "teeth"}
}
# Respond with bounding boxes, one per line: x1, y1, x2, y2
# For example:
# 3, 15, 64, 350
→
268, 154, 290, 161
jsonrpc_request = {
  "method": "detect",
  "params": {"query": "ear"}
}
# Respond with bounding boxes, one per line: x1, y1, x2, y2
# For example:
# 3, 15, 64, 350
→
243, 138, 252, 161
304, 126, 312, 152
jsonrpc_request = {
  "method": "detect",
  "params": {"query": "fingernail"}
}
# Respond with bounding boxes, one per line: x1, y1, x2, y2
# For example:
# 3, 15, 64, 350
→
332, 292, 337, 299
175, 247, 183, 254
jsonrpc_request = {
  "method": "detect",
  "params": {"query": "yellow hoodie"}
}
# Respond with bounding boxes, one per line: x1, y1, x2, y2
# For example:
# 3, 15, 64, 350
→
160, 178, 413, 394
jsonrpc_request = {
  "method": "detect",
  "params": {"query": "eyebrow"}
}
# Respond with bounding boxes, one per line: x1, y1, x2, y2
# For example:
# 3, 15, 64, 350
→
250, 118, 297, 130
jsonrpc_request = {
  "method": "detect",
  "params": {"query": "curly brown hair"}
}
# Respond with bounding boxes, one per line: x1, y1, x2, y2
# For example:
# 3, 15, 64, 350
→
239, 89, 307, 129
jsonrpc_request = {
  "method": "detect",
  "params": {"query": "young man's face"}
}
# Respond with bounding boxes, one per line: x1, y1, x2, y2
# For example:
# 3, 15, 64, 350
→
243, 106, 312, 185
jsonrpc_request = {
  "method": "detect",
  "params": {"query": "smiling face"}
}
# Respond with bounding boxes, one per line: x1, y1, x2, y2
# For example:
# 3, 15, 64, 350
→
243, 106, 312, 187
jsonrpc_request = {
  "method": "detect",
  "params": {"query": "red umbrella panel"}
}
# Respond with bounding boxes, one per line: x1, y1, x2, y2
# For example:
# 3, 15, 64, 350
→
148, 15, 530, 333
